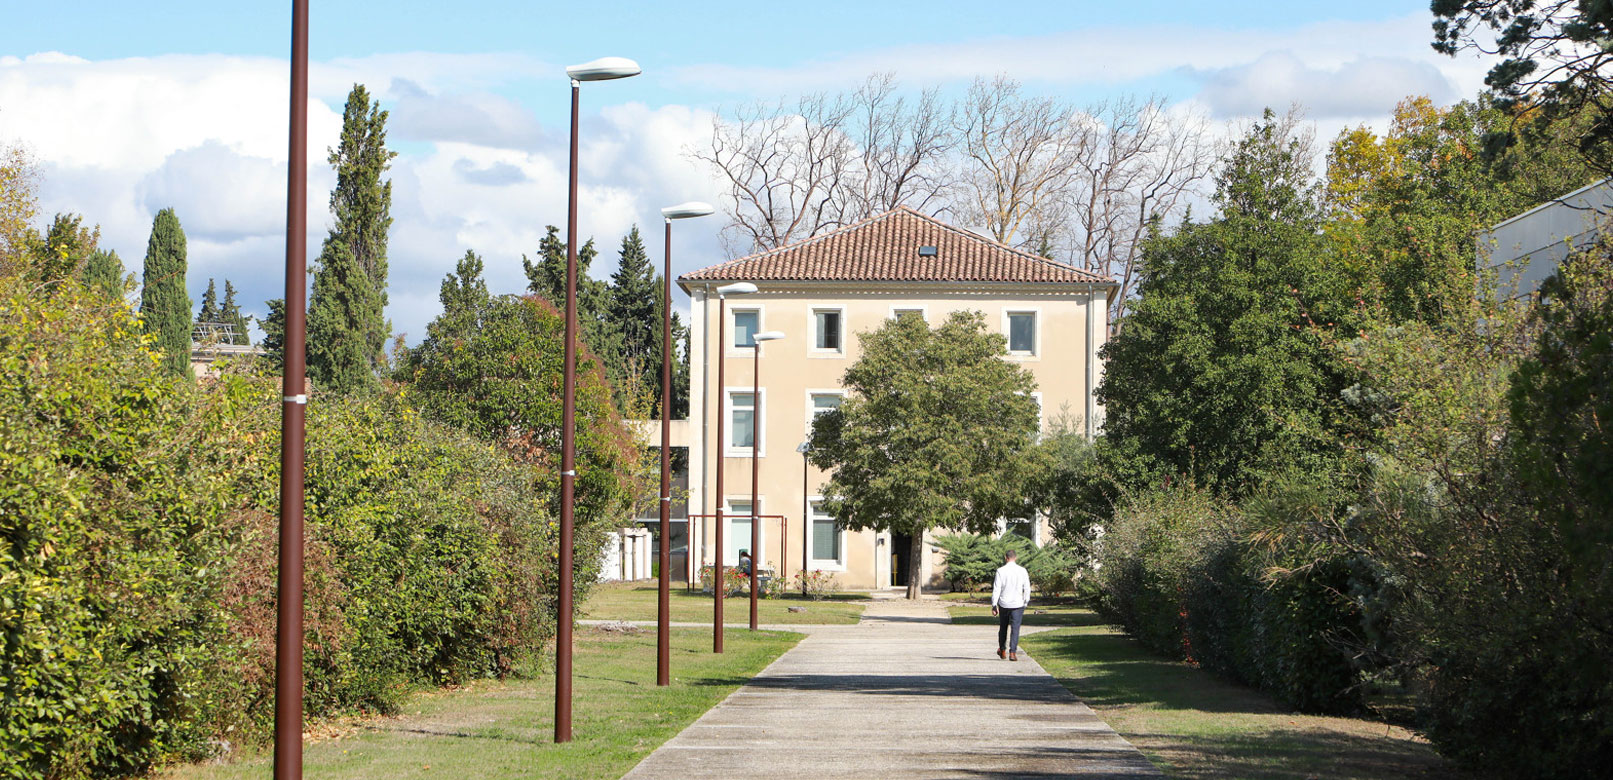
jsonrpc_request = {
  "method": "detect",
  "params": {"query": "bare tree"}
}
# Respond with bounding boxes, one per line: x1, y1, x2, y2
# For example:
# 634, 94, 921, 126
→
844, 73, 956, 219
955, 75, 1090, 248
1061, 97, 1214, 323
693, 92, 858, 255
695, 74, 957, 255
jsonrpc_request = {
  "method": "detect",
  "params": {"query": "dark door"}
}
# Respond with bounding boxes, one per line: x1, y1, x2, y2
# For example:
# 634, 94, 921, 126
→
891, 532, 912, 587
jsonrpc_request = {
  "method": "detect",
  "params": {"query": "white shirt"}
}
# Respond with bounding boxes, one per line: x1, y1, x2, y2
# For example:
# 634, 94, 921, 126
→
991, 561, 1031, 610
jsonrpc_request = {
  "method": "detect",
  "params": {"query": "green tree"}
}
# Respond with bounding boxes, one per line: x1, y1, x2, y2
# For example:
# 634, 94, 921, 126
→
808, 311, 1044, 598
421, 249, 491, 349
1099, 110, 1356, 496
29, 212, 98, 285
1, 141, 39, 273
219, 280, 249, 345
608, 226, 657, 376
402, 292, 642, 540
524, 225, 628, 402
307, 235, 382, 393
260, 298, 286, 372
138, 208, 191, 376
82, 248, 125, 297
308, 83, 394, 389
196, 277, 220, 324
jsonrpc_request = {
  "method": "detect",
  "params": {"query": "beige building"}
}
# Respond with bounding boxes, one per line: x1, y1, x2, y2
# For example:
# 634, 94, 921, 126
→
678, 207, 1115, 591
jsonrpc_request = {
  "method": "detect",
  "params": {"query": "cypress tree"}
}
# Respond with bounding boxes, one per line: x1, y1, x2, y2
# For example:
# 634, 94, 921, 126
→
307, 235, 381, 393
439, 250, 489, 331
220, 280, 249, 345
82, 248, 124, 297
308, 83, 394, 390
261, 298, 286, 372
139, 208, 191, 376
197, 278, 220, 324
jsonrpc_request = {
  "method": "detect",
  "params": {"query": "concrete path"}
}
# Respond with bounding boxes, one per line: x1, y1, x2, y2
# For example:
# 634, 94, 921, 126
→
621, 599, 1160, 779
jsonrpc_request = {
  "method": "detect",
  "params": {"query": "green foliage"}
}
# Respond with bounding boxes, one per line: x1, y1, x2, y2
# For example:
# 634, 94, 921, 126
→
933, 533, 1032, 591
808, 310, 1045, 596
308, 83, 394, 390
1094, 484, 1365, 714
0, 275, 564, 778
28, 212, 99, 285
259, 297, 286, 373
138, 207, 191, 377
82, 248, 125, 298
219, 280, 248, 345
308, 234, 383, 393
196, 277, 219, 323
401, 292, 640, 573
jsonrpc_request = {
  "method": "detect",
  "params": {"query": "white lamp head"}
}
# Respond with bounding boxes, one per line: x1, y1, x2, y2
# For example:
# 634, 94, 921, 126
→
796, 440, 811, 454
752, 330, 786, 342
716, 282, 757, 297
662, 201, 716, 220
566, 57, 642, 82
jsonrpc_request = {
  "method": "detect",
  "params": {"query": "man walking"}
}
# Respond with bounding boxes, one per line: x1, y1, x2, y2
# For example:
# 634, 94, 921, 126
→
991, 548, 1031, 661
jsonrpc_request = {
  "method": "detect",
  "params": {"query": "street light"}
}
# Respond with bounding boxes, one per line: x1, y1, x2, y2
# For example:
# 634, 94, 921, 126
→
747, 330, 785, 630
797, 440, 810, 597
712, 281, 756, 653
556, 54, 640, 745
656, 201, 714, 687
274, 3, 308, 778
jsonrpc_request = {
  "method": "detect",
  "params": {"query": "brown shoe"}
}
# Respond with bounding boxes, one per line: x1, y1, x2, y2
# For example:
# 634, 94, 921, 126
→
997, 648, 1006, 659
1009, 652, 1018, 661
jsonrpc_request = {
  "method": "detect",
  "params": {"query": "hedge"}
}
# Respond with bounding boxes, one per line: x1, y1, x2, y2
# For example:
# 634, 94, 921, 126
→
0, 278, 589, 778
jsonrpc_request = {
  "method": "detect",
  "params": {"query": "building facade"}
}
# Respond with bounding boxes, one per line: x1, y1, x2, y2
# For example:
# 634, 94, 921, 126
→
678, 207, 1115, 591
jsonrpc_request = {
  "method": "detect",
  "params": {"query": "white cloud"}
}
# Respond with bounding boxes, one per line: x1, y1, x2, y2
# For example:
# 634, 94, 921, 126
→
1194, 53, 1455, 119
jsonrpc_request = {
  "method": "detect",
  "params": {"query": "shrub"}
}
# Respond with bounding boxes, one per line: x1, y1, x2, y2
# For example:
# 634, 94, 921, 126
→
791, 569, 841, 600
934, 533, 1033, 592
0, 278, 567, 778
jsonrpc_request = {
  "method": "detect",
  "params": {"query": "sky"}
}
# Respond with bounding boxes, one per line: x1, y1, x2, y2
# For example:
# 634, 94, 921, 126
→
0, 1, 1492, 344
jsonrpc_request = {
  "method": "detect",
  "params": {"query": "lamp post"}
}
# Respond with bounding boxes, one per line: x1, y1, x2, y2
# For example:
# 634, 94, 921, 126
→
557, 55, 639, 745
712, 281, 756, 652
797, 440, 810, 597
274, 3, 308, 778
656, 202, 714, 687
746, 331, 785, 630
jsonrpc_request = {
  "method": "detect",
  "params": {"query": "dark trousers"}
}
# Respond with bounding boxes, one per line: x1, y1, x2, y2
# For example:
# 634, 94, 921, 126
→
997, 606, 1024, 652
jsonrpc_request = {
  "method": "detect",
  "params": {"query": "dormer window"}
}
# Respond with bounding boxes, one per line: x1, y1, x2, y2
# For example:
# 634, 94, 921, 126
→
918, 245, 938, 257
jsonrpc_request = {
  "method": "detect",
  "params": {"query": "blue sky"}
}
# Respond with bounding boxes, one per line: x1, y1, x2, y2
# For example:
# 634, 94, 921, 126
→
0, 2, 1487, 343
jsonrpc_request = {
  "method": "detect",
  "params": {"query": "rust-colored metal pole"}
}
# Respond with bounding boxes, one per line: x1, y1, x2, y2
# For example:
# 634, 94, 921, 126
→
556, 78, 581, 744
802, 448, 809, 596
748, 346, 760, 630
656, 218, 673, 686
274, 3, 308, 777
713, 295, 727, 653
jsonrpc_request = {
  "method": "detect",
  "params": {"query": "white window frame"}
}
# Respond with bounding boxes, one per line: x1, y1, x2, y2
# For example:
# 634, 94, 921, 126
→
1002, 307, 1041, 359
804, 388, 846, 432
809, 305, 847, 357
724, 387, 766, 457
727, 305, 766, 357
725, 497, 766, 567
888, 304, 929, 323
807, 497, 846, 571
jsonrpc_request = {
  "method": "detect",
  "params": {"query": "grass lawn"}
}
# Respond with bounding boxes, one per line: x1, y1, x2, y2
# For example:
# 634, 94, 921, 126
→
160, 626, 801, 780
582, 581, 866, 625
1021, 617, 1466, 780
946, 594, 1099, 626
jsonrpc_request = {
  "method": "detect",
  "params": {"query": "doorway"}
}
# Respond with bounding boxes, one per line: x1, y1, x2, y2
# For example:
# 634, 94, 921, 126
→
891, 531, 912, 587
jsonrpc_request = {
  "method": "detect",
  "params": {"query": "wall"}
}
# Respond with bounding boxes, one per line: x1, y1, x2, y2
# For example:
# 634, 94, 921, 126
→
683, 280, 1110, 590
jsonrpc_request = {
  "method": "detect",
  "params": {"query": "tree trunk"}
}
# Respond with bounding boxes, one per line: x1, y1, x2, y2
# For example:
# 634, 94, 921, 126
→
906, 531, 924, 600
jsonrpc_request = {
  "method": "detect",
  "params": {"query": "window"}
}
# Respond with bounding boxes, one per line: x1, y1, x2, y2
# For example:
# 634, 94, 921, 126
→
811, 307, 845, 353
727, 500, 754, 566
811, 392, 843, 418
810, 501, 841, 563
732, 309, 759, 348
729, 392, 756, 449
1007, 311, 1036, 355
1006, 517, 1035, 541
892, 308, 926, 323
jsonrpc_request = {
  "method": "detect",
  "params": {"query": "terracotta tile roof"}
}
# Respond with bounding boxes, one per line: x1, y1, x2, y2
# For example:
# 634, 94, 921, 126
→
679, 207, 1113, 285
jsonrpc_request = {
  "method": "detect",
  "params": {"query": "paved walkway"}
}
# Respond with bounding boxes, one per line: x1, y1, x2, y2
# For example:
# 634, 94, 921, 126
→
622, 599, 1160, 779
